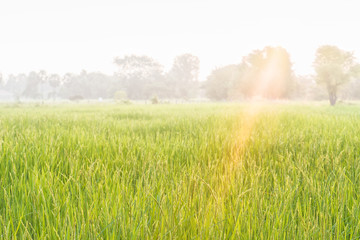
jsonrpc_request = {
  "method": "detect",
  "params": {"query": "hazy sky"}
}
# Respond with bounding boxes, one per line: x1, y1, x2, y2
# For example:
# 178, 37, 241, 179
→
0, 0, 359, 79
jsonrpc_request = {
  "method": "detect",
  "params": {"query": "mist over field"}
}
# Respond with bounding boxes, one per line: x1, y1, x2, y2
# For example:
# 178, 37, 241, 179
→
2, 0, 360, 239
1, 0, 360, 106
1, 45, 360, 106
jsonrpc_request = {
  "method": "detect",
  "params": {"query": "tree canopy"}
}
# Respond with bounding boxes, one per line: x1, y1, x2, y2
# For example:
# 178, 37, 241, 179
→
114, 55, 166, 99
205, 46, 294, 100
167, 54, 200, 99
314, 45, 360, 105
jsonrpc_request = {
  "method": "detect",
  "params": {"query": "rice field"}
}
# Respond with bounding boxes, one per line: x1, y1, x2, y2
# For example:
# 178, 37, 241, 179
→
1, 103, 360, 239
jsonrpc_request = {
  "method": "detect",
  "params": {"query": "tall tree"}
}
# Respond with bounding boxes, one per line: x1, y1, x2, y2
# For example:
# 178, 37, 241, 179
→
22, 71, 42, 98
59, 71, 115, 99
313, 45, 360, 105
204, 46, 293, 100
114, 55, 165, 99
4, 74, 27, 100
240, 46, 294, 99
48, 74, 61, 100
205, 64, 243, 100
168, 54, 200, 99
38, 70, 48, 101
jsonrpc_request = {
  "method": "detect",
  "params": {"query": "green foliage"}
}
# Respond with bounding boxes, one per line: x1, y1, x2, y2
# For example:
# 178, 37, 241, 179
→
114, 90, 128, 101
114, 55, 166, 100
314, 45, 360, 105
205, 64, 243, 100
167, 54, 200, 99
292, 75, 328, 100
205, 46, 294, 100
22, 71, 42, 98
241, 46, 294, 98
59, 71, 115, 99
2, 104, 360, 238
150, 95, 159, 104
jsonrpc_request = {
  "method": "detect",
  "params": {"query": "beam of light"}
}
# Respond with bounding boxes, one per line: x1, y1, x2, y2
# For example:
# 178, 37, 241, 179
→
232, 49, 285, 162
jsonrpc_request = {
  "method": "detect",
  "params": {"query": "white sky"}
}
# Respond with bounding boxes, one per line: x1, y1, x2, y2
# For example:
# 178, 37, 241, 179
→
0, 0, 359, 80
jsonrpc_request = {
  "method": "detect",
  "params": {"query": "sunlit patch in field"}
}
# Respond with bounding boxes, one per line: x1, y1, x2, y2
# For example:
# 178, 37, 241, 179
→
232, 48, 290, 157
233, 104, 263, 149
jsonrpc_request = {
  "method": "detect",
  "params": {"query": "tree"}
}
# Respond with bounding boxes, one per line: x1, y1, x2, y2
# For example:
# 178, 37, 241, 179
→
205, 64, 243, 100
38, 70, 48, 101
84, 72, 115, 99
313, 45, 360, 105
114, 90, 128, 102
167, 54, 200, 99
4, 74, 27, 100
59, 71, 115, 99
292, 75, 328, 100
48, 74, 61, 100
341, 78, 360, 100
22, 71, 42, 98
240, 46, 294, 99
114, 55, 165, 99
204, 46, 294, 101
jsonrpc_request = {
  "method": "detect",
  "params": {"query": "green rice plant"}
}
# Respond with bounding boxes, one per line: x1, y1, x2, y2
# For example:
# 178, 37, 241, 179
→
0, 103, 360, 239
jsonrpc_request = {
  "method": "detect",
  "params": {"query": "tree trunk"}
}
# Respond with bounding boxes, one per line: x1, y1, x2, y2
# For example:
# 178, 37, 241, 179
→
328, 86, 337, 106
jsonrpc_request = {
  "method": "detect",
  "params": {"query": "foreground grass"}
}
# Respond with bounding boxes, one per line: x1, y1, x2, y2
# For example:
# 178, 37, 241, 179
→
1, 103, 360, 239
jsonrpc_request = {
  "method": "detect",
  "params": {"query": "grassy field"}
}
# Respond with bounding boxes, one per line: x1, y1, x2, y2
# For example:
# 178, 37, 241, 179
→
1, 103, 360, 239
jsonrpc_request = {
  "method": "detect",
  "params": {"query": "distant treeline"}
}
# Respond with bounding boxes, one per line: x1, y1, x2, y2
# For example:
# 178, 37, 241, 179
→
0, 45, 359, 105
0, 54, 200, 101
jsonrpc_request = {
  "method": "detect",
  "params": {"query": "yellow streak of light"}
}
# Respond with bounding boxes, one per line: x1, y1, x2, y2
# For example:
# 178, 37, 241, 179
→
232, 50, 284, 160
